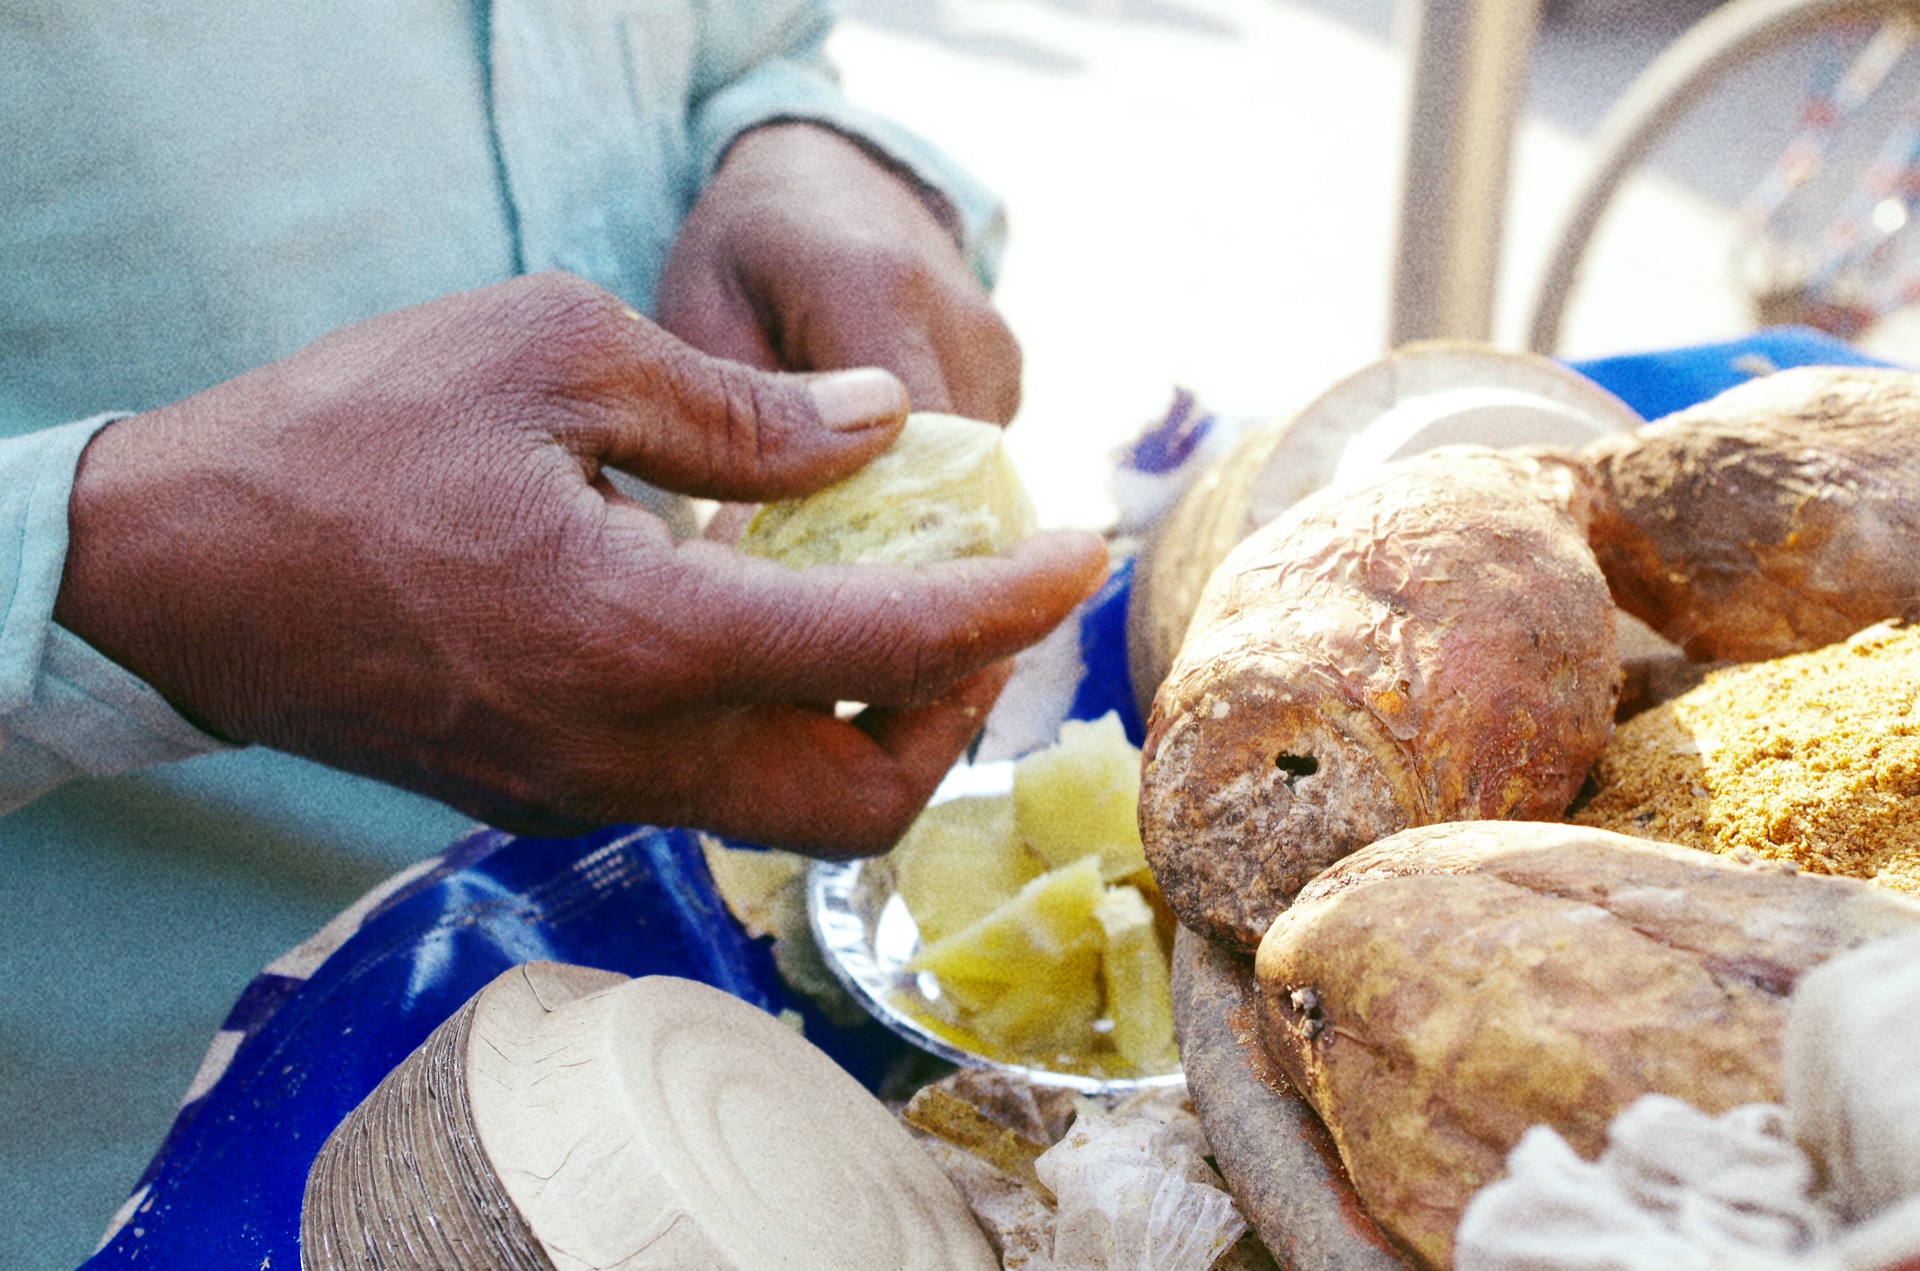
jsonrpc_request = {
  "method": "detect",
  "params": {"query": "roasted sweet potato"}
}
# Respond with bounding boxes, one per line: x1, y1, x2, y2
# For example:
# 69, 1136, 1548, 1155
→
1126, 416, 1342, 722
1139, 446, 1619, 948
1126, 344, 1643, 717
1253, 820, 1920, 1270
1580, 365, 1920, 663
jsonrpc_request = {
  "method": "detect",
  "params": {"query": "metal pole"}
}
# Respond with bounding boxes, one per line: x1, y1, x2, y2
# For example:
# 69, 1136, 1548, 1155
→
1388, 0, 1542, 347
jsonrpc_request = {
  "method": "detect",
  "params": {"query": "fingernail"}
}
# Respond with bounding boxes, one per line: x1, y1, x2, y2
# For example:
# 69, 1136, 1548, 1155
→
809, 368, 908, 432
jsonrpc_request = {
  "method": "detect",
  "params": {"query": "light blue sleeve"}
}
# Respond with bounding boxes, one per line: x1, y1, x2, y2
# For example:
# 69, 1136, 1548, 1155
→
0, 415, 229, 814
686, 0, 1009, 290
489, 0, 1006, 314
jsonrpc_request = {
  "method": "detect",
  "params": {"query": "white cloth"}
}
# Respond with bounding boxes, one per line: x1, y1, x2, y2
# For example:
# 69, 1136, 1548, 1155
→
1456, 929, 1920, 1271
1787, 928, 1920, 1223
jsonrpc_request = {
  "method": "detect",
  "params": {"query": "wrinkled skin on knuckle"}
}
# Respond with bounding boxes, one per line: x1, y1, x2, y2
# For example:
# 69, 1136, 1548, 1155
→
894, 622, 974, 703
485, 271, 650, 409
725, 573, 892, 694
823, 580, 978, 704
635, 338, 816, 500
718, 358, 793, 478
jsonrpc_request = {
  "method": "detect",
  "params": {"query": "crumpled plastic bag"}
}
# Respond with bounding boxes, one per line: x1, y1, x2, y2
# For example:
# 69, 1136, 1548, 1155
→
1025, 1097, 1246, 1271
1455, 928, 1920, 1271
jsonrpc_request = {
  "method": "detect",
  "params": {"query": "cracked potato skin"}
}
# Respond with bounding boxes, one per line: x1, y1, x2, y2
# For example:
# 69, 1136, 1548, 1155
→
1582, 365, 1920, 663
1252, 821, 1920, 1270
1139, 447, 1620, 949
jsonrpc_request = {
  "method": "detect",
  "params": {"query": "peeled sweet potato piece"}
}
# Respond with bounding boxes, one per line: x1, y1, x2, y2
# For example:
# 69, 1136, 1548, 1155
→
1139, 447, 1619, 948
1252, 820, 1920, 1270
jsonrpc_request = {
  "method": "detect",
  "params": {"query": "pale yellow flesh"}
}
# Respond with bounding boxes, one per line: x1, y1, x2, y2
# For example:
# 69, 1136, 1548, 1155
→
888, 713, 1178, 1077
1013, 711, 1149, 880
891, 794, 1042, 945
739, 412, 1037, 567
1095, 885, 1180, 1073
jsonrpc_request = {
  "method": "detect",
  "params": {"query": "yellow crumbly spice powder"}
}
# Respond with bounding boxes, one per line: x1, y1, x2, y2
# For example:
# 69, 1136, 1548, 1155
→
1572, 622, 1920, 893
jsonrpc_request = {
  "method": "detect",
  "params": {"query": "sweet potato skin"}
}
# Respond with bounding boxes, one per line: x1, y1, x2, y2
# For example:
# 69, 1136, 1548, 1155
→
1583, 365, 1920, 663
1139, 447, 1619, 949
1126, 419, 1295, 722
1252, 821, 1920, 1270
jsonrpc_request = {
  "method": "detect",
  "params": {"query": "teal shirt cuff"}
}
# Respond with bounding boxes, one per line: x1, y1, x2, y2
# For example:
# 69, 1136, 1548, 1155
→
0, 415, 230, 814
691, 55, 1009, 292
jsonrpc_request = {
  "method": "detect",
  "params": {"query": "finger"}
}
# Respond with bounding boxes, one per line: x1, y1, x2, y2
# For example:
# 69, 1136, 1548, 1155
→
941, 313, 1024, 425
830, 322, 956, 417
847, 656, 1013, 783
628, 662, 1017, 855
790, 275, 1023, 425
654, 265, 784, 373
511, 273, 912, 502
899, 303, 1022, 426
661, 529, 1108, 706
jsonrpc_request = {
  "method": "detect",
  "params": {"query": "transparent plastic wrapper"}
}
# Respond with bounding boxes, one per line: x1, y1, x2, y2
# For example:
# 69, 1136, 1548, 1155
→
1030, 1098, 1246, 1271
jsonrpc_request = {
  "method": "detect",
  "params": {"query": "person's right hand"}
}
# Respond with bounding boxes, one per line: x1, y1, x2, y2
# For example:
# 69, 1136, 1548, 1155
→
52, 272, 1107, 854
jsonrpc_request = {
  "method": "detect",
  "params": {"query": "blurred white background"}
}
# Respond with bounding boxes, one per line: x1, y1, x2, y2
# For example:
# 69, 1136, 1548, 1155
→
828, 0, 1918, 528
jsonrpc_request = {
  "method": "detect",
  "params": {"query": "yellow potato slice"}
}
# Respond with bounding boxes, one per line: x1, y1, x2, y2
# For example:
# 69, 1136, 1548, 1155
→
1013, 712, 1148, 880
908, 855, 1105, 987
884, 720, 1181, 1075
966, 949, 1103, 1058
1095, 885, 1180, 1073
891, 794, 1042, 945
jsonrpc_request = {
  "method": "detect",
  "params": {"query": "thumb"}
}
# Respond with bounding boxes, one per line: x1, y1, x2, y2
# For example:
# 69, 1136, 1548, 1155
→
582, 307, 911, 502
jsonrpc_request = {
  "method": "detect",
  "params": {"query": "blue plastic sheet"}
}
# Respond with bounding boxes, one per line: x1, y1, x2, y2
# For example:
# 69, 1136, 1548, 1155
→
82, 826, 779, 1267
77, 328, 1891, 1270
1569, 327, 1888, 421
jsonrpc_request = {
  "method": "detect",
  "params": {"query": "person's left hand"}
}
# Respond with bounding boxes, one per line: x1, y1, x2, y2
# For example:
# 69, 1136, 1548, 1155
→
656, 121, 1021, 425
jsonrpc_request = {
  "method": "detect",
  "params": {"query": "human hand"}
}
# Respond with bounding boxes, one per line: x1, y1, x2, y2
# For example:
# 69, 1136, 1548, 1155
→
656, 122, 1022, 424
53, 273, 1106, 853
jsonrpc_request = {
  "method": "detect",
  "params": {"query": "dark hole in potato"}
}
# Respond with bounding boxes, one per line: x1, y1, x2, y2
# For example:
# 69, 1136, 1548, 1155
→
1275, 754, 1318, 785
